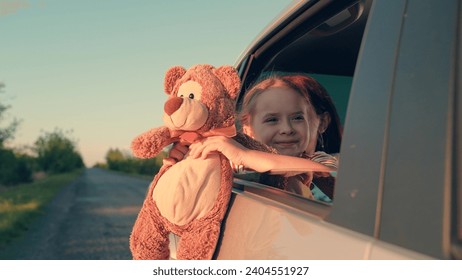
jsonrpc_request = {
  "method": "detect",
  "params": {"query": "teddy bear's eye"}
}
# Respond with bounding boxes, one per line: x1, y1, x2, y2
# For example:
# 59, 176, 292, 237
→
188, 93, 195, 99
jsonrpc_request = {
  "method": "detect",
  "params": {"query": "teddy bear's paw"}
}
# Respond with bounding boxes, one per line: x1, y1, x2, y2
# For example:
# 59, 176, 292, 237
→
130, 235, 171, 260
131, 126, 172, 158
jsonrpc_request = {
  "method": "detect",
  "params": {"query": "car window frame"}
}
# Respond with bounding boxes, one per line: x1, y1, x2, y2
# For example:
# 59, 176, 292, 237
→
234, 0, 375, 230
455, 0, 462, 259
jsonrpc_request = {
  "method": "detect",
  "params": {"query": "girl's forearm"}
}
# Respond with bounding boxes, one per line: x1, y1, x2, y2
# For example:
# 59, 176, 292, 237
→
241, 149, 335, 174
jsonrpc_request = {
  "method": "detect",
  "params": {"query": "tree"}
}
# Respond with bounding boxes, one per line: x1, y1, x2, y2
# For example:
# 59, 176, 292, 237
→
0, 82, 20, 148
0, 83, 32, 185
105, 148, 126, 171
34, 128, 85, 174
0, 149, 33, 185
104, 148, 164, 175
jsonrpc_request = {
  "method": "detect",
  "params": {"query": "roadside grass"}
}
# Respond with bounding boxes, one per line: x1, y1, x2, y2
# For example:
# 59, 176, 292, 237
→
0, 169, 83, 249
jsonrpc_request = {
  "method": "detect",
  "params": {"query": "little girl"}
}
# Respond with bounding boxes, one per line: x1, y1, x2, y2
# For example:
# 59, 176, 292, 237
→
172, 72, 342, 201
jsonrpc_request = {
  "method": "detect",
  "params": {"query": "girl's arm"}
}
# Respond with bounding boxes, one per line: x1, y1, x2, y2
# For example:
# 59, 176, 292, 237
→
189, 136, 335, 175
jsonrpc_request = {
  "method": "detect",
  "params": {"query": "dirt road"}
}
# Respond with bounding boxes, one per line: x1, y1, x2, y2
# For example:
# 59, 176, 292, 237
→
2, 168, 152, 260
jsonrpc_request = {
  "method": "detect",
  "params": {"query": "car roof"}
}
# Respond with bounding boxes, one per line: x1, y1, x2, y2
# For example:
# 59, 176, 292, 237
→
234, 0, 309, 67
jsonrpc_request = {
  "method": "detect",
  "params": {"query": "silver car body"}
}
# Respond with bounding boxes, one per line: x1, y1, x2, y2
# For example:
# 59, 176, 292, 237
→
172, 0, 462, 260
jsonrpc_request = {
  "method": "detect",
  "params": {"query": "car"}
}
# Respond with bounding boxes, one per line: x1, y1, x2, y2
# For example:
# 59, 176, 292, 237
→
170, 0, 462, 260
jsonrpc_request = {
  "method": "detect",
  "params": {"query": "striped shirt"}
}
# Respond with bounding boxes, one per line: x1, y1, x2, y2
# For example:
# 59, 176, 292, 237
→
232, 151, 338, 203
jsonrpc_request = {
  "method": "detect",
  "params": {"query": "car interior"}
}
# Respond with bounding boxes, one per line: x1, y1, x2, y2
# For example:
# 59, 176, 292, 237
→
233, 0, 372, 202
237, 0, 371, 124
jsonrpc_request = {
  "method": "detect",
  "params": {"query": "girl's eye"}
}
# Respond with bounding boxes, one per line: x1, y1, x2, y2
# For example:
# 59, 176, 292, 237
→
188, 93, 194, 99
292, 115, 305, 121
264, 117, 278, 123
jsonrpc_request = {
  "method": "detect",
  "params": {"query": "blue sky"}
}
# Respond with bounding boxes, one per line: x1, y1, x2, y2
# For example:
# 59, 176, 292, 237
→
0, 0, 292, 166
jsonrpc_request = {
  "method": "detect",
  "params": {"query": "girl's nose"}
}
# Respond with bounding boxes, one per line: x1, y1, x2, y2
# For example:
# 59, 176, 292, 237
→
279, 120, 295, 135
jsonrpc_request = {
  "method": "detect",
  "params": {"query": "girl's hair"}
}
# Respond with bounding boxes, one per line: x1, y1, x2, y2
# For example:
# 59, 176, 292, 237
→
238, 71, 342, 154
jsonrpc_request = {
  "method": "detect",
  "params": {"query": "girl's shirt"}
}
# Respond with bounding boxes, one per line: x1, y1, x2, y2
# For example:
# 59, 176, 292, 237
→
306, 151, 338, 203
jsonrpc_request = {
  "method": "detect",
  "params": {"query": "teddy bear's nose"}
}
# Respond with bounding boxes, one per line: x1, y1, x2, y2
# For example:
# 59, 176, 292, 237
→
164, 97, 184, 116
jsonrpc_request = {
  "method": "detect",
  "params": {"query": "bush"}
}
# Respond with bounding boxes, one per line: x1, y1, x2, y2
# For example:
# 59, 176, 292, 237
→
105, 148, 164, 175
34, 129, 85, 174
0, 148, 33, 186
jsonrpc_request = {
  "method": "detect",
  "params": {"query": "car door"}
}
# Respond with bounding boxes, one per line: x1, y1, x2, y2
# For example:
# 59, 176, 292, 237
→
214, 0, 461, 260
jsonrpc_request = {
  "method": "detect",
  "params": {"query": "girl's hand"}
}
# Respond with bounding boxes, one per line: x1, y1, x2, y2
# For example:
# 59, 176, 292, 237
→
189, 136, 248, 164
166, 142, 189, 163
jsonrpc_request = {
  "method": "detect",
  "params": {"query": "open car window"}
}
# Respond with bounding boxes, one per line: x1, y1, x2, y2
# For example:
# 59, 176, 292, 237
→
235, 0, 371, 203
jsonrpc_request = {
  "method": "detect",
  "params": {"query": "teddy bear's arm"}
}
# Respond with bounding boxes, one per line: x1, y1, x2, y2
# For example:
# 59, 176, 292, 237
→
131, 126, 176, 158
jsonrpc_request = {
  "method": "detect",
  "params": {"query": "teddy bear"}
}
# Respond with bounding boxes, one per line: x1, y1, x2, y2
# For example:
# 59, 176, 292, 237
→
129, 64, 279, 260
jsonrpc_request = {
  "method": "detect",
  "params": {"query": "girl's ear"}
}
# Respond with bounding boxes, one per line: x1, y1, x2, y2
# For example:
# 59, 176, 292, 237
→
318, 112, 331, 134
242, 124, 254, 138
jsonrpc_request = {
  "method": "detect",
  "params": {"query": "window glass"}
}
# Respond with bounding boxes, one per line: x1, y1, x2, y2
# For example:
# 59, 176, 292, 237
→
309, 74, 353, 126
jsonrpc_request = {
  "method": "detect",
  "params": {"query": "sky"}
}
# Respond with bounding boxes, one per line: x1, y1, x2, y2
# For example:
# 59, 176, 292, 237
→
0, 0, 293, 166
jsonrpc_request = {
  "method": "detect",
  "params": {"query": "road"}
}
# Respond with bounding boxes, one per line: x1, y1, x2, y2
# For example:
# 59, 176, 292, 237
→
2, 168, 151, 260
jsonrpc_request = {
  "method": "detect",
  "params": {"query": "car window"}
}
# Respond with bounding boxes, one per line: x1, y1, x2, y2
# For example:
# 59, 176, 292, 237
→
309, 74, 352, 126
236, 0, 370, 203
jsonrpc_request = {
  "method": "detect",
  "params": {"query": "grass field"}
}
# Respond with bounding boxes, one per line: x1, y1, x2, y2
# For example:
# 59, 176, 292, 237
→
0, 169, 83, 248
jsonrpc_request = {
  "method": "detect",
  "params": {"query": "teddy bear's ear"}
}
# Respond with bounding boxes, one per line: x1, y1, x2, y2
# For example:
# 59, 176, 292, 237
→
214, 66, 241, 100
164, 66, 186, 95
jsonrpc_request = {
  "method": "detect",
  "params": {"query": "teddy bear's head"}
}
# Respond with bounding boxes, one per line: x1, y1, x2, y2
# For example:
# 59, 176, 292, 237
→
162, 64, 240, 133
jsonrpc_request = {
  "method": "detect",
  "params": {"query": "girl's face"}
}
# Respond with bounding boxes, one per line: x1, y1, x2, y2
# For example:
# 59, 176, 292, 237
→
244, 86, 321, 156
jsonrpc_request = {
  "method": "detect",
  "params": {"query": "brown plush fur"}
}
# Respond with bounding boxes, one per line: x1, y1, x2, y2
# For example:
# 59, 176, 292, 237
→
130, 64, 242, 260
130, 154, 233, 259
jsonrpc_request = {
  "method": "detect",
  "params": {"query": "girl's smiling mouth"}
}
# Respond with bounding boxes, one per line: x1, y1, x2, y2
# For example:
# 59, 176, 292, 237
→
274, 140, 299, 147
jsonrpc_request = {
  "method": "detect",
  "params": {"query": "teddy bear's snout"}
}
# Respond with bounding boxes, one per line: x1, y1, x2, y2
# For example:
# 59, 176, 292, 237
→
164, 97, 184, 116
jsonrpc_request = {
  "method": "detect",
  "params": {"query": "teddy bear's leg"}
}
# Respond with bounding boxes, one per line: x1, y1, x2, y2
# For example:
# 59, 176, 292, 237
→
176, 220, 221, 260
130, 206, 171, 260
